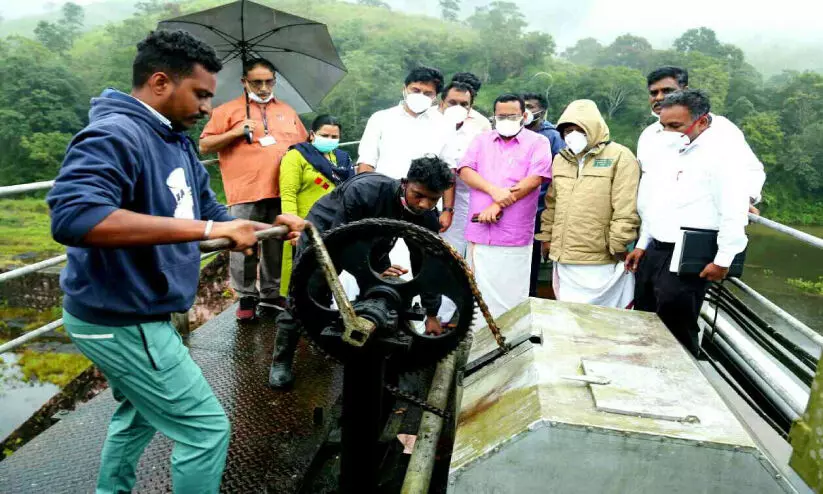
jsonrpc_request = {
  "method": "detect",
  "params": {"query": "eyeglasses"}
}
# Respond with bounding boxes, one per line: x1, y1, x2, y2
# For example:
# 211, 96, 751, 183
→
493, 114, 523, 122
246, 79, 275, 90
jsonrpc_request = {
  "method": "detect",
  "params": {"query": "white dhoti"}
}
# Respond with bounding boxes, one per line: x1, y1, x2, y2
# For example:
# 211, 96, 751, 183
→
467, 243, 533, 327
552, 262, 634, 309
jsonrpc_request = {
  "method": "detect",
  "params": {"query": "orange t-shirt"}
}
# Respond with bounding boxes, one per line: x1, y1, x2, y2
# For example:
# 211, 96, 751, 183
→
201, 96, 308, 205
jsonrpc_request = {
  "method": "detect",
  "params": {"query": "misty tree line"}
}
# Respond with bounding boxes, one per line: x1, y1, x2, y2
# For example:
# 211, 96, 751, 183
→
1, 0, 822, 223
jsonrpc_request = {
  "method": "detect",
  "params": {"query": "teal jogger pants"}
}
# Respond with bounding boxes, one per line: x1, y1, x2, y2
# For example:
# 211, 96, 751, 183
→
63, 310, 230, 494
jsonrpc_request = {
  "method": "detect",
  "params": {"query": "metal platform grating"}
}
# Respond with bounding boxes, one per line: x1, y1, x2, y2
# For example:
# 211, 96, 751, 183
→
0, 306, 342, 493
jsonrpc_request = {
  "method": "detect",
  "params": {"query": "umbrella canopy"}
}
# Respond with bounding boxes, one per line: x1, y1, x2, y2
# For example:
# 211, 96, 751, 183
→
159, 0, 346, 114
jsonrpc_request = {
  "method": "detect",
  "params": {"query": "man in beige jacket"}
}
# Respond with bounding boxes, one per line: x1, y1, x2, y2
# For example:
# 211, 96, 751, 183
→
535, 100, 640, 308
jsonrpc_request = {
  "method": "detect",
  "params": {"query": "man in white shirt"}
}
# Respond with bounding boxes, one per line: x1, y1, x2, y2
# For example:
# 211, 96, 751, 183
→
626, 90, 750, 357
450, 72, 492, 133
436, 80, 487, 325
356, 67, 450, 177
438, 80, 486, 255
354, 67, 451, 323
637, 66, 766, 212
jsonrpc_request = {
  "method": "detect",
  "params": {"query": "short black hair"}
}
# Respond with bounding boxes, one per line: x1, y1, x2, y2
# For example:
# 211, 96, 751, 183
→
441, 81, 476, 104
451, 72, 482, 93
243, 57, 276, 76
405, 66, 445, 94
647, 66, 688, 88
406, 155, 454, 193
659, 89, 711, 119
133, 30, 222, 88
493, 93, 525, 113
311, 114, 342, 133
522, 92, 548, 111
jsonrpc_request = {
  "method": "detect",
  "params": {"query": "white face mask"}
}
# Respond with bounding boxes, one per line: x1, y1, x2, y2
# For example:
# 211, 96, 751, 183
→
496, 119, 523, 138
662, 131, 690, 150
564, 130, 588, 155
248, 91, 274, 104
523, 110, 535, 126
443, 105, 469, 126
404, 90, 433, 114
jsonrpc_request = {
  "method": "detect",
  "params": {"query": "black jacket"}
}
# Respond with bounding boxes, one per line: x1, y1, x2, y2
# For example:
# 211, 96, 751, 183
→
299, 173, 441, 315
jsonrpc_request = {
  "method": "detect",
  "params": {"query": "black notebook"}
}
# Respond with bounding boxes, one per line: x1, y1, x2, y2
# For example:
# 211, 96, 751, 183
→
669, 227, 746, 278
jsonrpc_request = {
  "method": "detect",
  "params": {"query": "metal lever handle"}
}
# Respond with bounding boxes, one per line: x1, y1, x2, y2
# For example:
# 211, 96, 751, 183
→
199, 225, 289, 252
305, 223, 376, 347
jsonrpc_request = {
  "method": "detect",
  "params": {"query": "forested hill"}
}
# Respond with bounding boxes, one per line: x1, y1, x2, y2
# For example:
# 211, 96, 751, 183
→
1, 0, 822, 224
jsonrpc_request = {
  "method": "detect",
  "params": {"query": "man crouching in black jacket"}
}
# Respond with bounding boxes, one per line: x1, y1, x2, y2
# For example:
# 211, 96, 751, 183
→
269, 155, 455, 389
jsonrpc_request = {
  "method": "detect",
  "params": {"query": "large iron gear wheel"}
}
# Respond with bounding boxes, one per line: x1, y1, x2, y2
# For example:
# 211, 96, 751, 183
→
291, 218, 475, 371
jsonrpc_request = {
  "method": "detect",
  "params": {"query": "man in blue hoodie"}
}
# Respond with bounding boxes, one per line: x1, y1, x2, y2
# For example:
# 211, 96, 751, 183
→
46, 30, 304, 493
523, 93, 565, 297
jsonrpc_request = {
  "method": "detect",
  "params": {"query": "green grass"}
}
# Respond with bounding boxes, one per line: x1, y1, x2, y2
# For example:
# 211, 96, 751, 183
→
17, 350, 91, 387
0, 198, 63, 269
787, 277, 823, 296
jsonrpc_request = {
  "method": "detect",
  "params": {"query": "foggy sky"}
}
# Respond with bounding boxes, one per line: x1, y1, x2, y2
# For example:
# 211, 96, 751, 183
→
3, 0, 821, 70
393, 0, 823, 50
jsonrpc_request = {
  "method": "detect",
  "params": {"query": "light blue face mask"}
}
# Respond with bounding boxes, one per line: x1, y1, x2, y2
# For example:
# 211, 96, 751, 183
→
312, 135, 339, 153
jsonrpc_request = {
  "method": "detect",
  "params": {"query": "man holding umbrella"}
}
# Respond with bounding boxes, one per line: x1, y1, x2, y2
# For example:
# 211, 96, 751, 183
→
200, 58, 308, 321
162, 0, 347, 322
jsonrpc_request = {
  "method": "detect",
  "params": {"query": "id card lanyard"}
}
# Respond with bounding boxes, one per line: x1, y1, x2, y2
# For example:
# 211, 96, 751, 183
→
259, 104, 270, 135
257, 104, 277, 147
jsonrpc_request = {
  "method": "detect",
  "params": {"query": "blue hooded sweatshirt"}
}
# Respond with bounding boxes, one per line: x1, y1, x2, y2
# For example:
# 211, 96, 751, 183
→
533, 120, 565, 233
47, 89, 233, 326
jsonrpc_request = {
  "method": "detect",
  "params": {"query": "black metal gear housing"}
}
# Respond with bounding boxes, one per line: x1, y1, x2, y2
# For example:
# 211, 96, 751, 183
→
291, 219, 475, 371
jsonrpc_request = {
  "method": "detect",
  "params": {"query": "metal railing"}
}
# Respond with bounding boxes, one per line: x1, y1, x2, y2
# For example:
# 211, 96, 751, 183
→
0, 180, 55, 199
727, 276, 823, 349
748, 214, 823, 251
0, 255, 67, 284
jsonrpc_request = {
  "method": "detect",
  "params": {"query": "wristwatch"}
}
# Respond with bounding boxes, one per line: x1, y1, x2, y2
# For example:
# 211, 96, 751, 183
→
442, 207, 455, 213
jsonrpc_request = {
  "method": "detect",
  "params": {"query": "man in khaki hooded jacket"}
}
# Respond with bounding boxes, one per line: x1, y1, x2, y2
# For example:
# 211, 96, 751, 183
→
535, 100, 640, 308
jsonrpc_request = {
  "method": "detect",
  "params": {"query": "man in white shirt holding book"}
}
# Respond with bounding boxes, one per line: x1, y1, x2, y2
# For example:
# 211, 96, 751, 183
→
626, 89, 751, 357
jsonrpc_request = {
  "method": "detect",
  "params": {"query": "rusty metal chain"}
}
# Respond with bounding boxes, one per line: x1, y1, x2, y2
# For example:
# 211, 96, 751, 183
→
434, 238, 508, 351
384, 384, 451, 419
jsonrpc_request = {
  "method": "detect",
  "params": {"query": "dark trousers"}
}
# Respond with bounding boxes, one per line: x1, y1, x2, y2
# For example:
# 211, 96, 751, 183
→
229, 198, 282, 299
634, 241, 709, 357
529, 239, 541, 297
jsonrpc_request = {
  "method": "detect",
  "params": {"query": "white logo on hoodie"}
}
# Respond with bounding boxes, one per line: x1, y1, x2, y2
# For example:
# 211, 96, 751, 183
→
166, 168, 194, 219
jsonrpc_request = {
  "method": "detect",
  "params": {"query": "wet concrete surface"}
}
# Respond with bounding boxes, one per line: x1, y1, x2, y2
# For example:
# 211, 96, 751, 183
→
0, 306, 343, 493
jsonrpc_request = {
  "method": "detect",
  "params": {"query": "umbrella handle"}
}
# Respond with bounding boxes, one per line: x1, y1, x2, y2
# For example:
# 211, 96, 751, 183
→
243, 88, 253, 144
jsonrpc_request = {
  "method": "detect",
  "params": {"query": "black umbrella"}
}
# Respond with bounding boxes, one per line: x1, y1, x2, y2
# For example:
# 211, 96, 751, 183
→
159, 0, 347, 117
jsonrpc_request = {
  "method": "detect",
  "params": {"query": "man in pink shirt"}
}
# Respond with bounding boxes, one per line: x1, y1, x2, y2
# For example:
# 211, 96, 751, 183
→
458, 94, 552, 320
